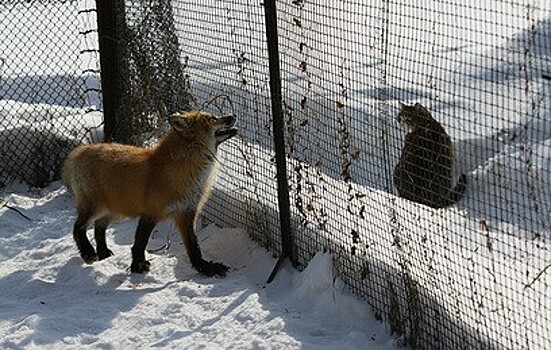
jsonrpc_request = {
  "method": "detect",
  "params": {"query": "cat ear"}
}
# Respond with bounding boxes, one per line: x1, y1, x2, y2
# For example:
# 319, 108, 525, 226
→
169, 113, 193, 132
414, 103, 430, 115
398, 102, 407, 110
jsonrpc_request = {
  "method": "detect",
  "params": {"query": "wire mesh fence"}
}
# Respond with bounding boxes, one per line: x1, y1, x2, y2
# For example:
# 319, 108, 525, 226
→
182, 1, 549, 348
98, 0, 192, 145
273, 1, 551, 349
0, 0, 102, 187
144, 0, 284, 252
3, 0, 551, 349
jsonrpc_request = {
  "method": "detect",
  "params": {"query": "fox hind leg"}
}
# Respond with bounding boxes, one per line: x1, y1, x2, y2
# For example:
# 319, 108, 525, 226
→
94, 216, 114, 260
73, 206, 97, 264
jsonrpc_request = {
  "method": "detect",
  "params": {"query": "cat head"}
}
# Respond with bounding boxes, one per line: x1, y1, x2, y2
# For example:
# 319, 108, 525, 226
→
397, 102, 433, 133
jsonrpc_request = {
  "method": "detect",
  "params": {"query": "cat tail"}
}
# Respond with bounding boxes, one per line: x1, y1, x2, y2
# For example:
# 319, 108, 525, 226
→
447, 173, 467, 205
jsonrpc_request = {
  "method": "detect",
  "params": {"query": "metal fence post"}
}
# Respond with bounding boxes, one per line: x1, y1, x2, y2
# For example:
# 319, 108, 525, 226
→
263, 0, 295, 283
96, 0, 123, 142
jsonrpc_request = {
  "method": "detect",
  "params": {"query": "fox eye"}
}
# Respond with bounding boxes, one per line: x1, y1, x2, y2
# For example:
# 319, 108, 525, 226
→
208, 116, 218, 124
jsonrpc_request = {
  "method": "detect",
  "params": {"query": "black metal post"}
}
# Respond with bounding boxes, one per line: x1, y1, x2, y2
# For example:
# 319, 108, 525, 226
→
96, 0, 122, 142
263, 0, 294, 283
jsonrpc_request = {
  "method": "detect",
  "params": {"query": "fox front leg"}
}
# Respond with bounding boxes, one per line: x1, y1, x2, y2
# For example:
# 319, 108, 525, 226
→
174, 211, 228, 277
130, 217, 157, 273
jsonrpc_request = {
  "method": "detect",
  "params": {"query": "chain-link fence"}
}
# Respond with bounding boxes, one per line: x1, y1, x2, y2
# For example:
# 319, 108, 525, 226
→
4, 0, 551, 349
273, 2, 550, 348
0, 0, 102, 187
176, 1, 551, 348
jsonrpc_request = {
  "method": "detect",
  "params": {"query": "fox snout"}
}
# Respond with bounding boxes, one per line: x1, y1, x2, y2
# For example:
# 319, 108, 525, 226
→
214, 114, 238, 145
219, 114, 237, 127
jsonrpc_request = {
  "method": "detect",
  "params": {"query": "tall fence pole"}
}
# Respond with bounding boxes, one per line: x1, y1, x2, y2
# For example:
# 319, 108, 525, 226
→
96, 0, 123, 142
263, 0, 294, 283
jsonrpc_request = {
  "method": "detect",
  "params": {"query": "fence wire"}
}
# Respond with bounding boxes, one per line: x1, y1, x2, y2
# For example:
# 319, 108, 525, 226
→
274, 1, 551, 349
0, 0, 102, 187
3, 0, 551, 349
169, 0, 284, 253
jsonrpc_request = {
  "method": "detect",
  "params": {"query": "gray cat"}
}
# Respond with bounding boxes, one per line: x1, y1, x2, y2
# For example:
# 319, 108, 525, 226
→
394, 103, 466, 208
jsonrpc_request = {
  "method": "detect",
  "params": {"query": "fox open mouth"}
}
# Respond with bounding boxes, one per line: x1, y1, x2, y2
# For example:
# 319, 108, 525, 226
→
214, 125, 238, 145
215, 127, 238, 139
214, 114, 238, 143
214, 114, 238, 144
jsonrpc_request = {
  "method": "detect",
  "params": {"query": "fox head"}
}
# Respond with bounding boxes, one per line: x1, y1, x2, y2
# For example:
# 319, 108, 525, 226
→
169, 111, 238, 146
397, 102, 434, 134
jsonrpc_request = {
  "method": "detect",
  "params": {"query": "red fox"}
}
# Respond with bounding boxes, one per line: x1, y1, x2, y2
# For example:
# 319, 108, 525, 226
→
62, 111, 237, 277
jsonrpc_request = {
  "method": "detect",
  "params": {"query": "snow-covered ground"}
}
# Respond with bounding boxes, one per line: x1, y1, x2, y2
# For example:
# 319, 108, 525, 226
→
0, 181, 399, 349
2, 0, 551, 349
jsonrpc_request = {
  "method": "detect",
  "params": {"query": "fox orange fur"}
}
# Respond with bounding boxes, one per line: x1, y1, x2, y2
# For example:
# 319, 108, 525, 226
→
62, 111, 237, 276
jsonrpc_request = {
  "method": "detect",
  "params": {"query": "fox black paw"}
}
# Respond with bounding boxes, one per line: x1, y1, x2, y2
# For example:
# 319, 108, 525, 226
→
194, 260, 229, 277
130, 260, 151, 273
81, 251, 98, 264
98, 249, 114, 261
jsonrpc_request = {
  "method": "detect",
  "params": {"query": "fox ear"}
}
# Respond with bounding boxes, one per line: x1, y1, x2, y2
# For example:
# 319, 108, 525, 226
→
169, 113, 192, 132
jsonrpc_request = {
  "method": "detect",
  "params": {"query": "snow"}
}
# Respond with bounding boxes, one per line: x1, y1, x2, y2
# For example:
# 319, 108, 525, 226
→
2, 0, 551, 348
0, 182, 399, 349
